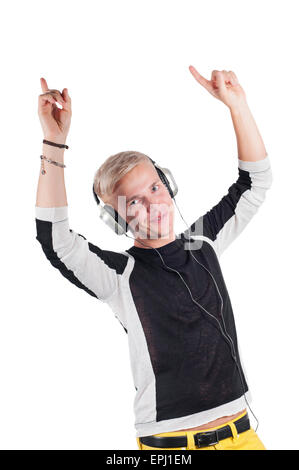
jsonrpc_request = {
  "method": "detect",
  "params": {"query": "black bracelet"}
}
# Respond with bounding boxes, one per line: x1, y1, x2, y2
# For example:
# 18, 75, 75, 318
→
43, 139, 69, 149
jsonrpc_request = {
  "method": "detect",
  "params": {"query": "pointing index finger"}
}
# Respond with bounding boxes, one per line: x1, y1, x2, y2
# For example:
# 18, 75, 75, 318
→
189, 66, 212, 92
40, 77, 49, 93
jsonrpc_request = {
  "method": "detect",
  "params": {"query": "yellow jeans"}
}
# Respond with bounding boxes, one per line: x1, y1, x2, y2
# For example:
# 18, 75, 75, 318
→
136, 410, 266, 450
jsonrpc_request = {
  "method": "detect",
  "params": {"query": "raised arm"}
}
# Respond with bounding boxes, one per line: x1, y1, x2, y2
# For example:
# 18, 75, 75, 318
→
35, 78, 128, 302
183, 67, 273, 257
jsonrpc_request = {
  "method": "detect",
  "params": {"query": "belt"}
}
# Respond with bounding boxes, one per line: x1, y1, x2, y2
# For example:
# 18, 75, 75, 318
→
139, 413, 250, 448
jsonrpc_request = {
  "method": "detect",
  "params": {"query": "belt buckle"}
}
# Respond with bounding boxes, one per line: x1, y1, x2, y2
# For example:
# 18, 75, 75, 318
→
194, 430, 219, 448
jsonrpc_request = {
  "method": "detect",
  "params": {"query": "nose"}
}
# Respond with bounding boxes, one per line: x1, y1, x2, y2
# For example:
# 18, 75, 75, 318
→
148, 202, 169, 220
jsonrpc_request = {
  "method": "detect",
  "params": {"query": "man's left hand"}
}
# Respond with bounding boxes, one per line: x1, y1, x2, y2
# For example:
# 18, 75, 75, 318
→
189, 67, 247, 110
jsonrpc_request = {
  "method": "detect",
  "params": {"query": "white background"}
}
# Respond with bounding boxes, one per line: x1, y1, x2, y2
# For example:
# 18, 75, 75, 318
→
0, 0, 298, 450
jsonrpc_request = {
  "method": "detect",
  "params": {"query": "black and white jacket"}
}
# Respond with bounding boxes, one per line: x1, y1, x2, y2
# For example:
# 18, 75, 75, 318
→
35, 155, 273, 437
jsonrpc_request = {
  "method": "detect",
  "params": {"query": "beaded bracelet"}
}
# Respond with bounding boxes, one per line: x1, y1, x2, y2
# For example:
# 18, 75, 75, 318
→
40, 155, 66, 175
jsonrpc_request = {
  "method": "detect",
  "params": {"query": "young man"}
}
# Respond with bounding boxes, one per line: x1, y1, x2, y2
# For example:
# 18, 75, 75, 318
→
35, 69, 272, 450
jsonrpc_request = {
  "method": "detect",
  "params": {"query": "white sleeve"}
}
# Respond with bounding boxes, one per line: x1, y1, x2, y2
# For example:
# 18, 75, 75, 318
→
184, 155, 273, 258
35, 205, 129, 302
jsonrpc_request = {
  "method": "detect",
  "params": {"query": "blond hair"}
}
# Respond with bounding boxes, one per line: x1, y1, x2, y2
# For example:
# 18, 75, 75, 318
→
93, 150, 152, 204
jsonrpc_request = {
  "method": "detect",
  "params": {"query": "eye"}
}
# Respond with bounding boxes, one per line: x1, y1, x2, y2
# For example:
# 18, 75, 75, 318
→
129, 199, 138, 207
128, 185, 159, 206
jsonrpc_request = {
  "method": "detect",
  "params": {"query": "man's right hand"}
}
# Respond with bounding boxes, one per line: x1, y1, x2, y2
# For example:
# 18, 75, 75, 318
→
38, 77, 72, 143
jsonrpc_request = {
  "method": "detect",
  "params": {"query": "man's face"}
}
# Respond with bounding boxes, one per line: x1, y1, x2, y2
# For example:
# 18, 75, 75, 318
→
109, 161, 175, 240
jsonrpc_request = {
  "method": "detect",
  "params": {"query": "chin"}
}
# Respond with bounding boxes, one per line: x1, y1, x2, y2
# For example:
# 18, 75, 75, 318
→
151, 228, 172, 240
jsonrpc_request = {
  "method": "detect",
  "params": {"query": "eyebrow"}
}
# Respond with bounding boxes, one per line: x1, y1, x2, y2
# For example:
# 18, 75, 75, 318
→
127, 180, 160, 203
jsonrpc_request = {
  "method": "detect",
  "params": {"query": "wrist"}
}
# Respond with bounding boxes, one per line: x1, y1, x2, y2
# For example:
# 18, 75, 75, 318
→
42, 141, 66, 161
43, 135, 68, 145
229, 99, 249, 115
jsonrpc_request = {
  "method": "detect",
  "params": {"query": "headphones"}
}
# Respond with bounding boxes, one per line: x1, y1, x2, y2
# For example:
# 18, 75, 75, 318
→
92, 156, 259, 431
92, 158, 178, 236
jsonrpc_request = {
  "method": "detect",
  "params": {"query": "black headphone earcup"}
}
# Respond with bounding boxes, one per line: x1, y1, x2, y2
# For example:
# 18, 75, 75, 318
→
104, 204, 129, 233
